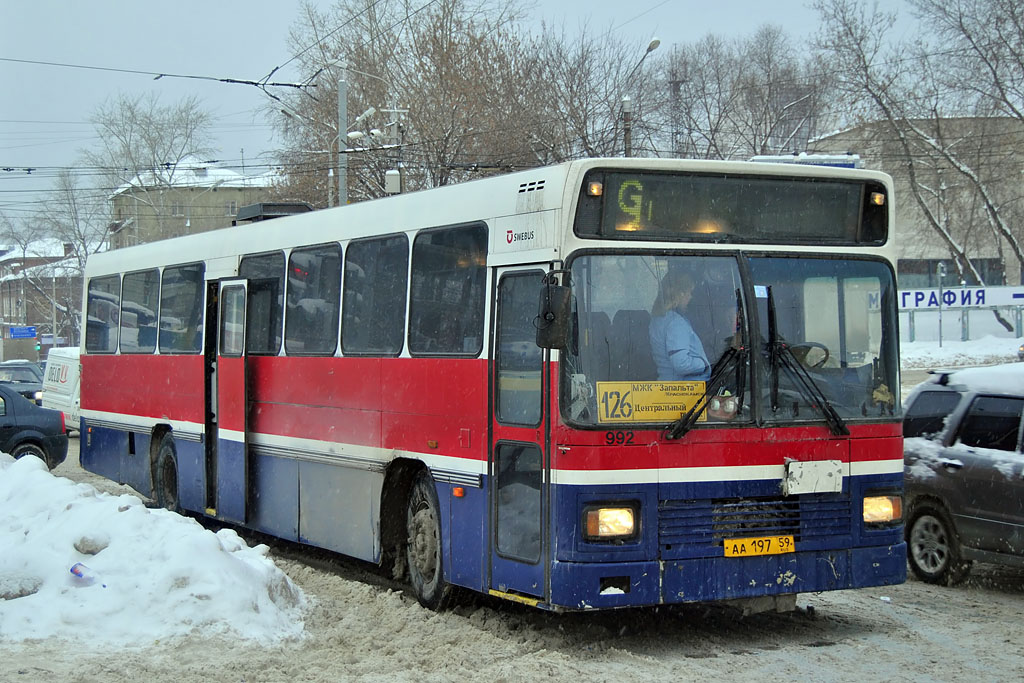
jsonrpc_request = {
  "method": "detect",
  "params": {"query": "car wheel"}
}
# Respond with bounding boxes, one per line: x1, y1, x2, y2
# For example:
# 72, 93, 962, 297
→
154, 436, 181, 513
907, 504, 972, 585
11, 442, 49, 468
405, 469, 452, 610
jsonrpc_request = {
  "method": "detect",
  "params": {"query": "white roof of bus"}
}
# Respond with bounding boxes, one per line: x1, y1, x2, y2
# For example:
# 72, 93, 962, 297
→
86, 158, 894, 277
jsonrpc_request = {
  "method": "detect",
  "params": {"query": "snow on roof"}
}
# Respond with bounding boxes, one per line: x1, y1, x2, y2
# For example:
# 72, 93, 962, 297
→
0, 238, 69, 262
0, 255, 81, 282
110, 157, 279, 198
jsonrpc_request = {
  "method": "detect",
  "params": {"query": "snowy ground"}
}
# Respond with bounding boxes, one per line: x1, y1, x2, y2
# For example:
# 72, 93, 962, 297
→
4, 338, 1024, 681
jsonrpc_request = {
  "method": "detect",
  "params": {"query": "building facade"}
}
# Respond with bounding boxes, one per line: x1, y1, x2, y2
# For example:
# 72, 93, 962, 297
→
809, 117, 1024, 287
108, 162, 278, 249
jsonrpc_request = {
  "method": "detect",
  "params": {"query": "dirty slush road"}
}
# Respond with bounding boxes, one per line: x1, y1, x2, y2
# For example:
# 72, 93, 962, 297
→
11, 385, 1024, 683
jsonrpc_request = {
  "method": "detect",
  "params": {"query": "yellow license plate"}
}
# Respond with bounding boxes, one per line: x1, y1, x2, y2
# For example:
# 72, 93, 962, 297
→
723, 535, 795, 557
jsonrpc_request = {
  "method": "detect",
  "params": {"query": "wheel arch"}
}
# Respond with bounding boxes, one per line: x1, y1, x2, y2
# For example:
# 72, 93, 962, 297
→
10, 437, 46, 456
379, 457, 429, 573
905, 493, 959, 537
149, 424, 173, 492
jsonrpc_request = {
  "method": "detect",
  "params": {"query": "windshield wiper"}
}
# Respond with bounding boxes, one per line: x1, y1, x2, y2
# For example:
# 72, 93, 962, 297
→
666, 289, 748, 440
767, 287, 849, 436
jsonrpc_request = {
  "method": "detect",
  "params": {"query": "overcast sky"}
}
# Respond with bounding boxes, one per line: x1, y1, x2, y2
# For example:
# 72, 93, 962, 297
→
0, 0, 915, 220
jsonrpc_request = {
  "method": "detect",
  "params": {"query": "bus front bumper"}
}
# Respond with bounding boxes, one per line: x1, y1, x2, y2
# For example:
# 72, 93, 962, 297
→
548, 543, 907, 610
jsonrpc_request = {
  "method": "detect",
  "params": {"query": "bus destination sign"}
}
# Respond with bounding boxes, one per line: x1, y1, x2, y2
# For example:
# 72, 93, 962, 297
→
595, 381, 706, 424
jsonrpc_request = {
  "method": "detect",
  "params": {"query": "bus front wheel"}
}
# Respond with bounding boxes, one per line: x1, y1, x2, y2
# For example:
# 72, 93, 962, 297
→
405, 469, 452, 610
154, 436, 181, 513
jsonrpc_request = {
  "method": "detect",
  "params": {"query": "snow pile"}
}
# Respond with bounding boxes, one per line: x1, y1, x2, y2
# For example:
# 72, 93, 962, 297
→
900, 336, 1021, 370
0, 453, 306, 647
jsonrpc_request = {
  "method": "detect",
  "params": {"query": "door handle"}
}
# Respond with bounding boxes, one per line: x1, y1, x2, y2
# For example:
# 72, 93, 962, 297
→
939, 459, 963, 470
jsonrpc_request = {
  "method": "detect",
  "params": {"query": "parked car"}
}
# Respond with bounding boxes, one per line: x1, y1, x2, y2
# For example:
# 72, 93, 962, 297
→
902, 363, 1024, 584
41, 347, 81, 431
0, 359, 44, 405
0, 382, 68, 469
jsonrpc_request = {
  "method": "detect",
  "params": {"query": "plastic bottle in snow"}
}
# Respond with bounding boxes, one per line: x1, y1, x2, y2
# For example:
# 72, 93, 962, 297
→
69, 562, 106, 587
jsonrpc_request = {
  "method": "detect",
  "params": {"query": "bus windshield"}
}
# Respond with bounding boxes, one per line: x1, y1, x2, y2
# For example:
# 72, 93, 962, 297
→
562, 253, 900, 428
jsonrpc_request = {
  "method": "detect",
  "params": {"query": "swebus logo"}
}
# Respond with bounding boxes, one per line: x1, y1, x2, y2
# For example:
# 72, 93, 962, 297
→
505, 229, 535, 244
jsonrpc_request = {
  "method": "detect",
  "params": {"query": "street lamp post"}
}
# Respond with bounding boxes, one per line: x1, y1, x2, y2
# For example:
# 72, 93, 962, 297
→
344, 66, 406, 193
623, 37, 661, 158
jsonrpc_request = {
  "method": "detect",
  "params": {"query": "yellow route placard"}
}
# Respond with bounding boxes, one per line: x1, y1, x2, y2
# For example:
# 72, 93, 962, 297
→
595, 381, 706, 424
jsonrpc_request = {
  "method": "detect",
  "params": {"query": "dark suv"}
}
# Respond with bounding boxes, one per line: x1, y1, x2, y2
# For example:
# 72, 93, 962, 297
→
903, 364, 1024, 584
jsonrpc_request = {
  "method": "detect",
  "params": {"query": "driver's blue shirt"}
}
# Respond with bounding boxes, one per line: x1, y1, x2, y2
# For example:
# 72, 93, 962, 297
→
649, 310, 710, 381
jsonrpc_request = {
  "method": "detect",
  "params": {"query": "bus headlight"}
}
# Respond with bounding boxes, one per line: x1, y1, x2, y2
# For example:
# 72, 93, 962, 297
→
583, 505, 637, 541
863, 495, 902, 524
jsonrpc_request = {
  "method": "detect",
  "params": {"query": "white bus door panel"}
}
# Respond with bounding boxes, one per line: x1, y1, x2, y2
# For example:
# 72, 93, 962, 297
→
489, 266, 549, 600
216, 281, 248, 524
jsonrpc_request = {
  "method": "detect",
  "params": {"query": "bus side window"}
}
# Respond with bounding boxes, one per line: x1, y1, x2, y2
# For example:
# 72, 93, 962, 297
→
120, 269, 159, 353
85, 275, 121, 353
159, 263, 205, 354
285, 244, 342, 356
408, 223, 487, 356
240, 252, 285, 355
342, 234, 409, 355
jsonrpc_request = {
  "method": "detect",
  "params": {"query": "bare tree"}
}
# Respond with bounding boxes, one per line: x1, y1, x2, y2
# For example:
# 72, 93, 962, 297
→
274, 0, 547, 205
660, 27, 833, 160
0, 210, 77, 343
663, 35, 740, 159
0, 170, 107, 345
82, 93, 215, 231
533, 23, 665, 160
815, 0, 1024, 291
30, 171, 110, 343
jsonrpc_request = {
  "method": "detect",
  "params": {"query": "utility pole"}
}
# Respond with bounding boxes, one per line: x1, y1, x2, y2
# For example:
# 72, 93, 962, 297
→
622, 96, 633, 157
382, 104, 408, 193
338, 77, 347, 206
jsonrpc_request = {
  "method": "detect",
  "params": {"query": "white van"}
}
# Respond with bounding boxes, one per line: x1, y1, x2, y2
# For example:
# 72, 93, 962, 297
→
42, 347, 81, 431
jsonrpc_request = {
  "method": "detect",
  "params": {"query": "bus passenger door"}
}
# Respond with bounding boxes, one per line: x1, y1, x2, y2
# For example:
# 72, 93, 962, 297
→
489, 267, 548, 600
213, 280, 248, 524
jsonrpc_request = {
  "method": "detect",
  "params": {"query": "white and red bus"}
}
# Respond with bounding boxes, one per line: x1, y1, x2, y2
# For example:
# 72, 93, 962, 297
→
80, 158, 905, 611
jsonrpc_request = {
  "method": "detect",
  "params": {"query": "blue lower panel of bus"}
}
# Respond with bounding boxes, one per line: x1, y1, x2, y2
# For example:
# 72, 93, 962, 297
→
549, 542, 906, 609
216, 438, 246, 523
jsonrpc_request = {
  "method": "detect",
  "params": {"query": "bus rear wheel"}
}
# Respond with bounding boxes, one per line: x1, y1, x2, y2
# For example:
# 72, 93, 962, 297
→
154, 436, 181, 513
405, 469, 452, 610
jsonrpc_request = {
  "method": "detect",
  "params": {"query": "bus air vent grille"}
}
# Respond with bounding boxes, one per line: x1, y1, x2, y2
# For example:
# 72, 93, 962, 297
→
657, 494, 850, 555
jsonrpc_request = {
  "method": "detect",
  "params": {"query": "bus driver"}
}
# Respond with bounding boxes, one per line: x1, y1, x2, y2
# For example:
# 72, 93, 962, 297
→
648, 270, 711, 382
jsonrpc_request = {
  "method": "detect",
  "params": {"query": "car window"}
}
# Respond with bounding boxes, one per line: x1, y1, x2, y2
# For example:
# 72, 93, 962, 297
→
904, 390, 962, 437
0, 368, 38, 383
955, 395, 1024, 452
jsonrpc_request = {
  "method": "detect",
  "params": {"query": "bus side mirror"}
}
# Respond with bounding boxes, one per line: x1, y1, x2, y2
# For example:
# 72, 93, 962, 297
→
536, 272, 571, 350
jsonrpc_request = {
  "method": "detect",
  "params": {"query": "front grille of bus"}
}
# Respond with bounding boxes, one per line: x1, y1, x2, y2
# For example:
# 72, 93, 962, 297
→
658, 494, 851, 556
